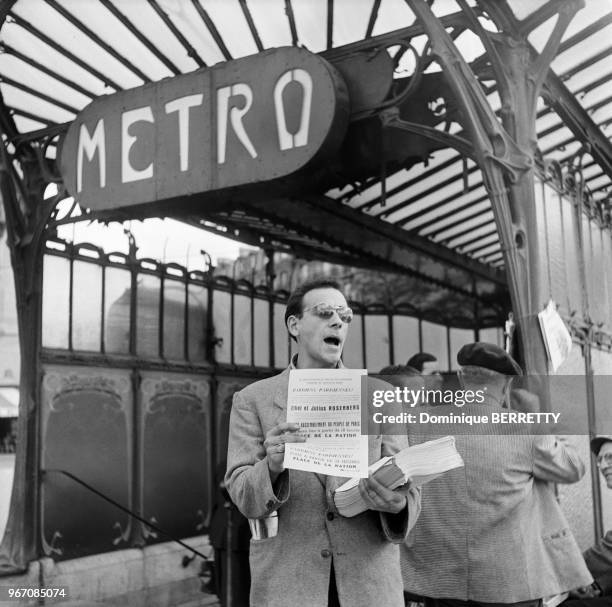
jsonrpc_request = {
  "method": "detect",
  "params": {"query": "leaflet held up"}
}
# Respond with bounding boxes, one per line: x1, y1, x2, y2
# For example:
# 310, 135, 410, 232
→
283, 368, 369, 477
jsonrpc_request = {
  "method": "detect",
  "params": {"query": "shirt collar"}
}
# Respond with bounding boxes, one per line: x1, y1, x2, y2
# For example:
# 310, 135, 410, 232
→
290, 354, 344, 369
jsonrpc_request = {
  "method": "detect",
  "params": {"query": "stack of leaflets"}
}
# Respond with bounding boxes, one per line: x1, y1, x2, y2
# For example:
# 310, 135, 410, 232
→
334, 436, 464, 517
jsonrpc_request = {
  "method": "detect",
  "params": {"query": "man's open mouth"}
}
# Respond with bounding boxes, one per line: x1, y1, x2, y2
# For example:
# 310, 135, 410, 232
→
324, 336, 341, 347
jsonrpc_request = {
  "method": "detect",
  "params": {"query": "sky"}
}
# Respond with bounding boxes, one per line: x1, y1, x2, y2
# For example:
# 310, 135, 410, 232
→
49, 187, 253, 270
56, 216, 252, 269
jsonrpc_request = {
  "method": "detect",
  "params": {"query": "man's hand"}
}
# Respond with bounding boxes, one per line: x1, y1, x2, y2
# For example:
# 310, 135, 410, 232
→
568, 583, 601, 599
358, 474, 408, 514
510, 388, 540, 413
263, 422, 306, 479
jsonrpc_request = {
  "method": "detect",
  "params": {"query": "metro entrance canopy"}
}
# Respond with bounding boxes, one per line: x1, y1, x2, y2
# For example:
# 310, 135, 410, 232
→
1, 1, 611, 298
0, 0, 610, 272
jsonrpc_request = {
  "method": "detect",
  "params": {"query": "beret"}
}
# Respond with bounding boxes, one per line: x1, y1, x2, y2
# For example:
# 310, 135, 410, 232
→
591, 435, 612, 456
457, 342, 522, 376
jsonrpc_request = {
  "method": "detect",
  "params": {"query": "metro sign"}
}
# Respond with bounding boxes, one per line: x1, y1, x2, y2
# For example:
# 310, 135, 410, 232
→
59, 47, 349, 211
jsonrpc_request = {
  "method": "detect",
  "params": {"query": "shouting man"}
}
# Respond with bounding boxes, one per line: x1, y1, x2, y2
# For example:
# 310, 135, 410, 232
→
226, 278, 420, 607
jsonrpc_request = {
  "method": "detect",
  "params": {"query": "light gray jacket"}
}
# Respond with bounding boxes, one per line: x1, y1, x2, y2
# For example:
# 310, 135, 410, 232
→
226, 367, 421, 607
401, 402, 593, 602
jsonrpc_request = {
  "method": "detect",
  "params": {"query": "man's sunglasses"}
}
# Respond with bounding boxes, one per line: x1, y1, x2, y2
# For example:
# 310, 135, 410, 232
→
597, 452, 612, 467
302, 303, 354, 323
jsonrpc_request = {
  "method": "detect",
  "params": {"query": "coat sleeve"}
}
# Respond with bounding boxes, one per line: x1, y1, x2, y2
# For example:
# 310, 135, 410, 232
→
225, 390, 290, 519
378, 432, 422, 543
531, 435, 585, 483
584, 529, 612, 588
594, 572, 612, 595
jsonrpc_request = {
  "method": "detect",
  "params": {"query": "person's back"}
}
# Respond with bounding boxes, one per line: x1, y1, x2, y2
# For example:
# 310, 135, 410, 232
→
401, 342, 592, 606
403, 424, 586, 601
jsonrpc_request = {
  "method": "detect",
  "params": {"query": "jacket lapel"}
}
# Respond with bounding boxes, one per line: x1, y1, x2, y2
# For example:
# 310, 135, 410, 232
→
272, 368, 290, 418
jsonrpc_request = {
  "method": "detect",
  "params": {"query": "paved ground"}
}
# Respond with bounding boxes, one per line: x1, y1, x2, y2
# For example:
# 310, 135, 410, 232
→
0, 454, 15, 539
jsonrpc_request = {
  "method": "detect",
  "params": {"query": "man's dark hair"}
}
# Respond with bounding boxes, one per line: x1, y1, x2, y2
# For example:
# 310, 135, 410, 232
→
379, 364, 406, 375
379, 364, 418, 375
378, 365, 419, 388
407, 352, 437, 372
284, 278, 344, 340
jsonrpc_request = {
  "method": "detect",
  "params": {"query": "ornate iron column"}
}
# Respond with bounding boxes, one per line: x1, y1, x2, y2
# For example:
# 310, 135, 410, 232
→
0, 93, 64, 570
404, 0, 583, 378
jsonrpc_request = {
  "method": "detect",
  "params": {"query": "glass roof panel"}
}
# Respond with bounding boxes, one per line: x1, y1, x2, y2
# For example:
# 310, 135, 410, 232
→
422, 197, 491, 237
507, 0, 548, 20
55, 0, 174, 80
449, 222, 496, 247
291, 0, 328, 52
343, 168, 416, 209
438, 211, 495, 241
378, 164, 477, 216
485, 90, 502, 114
545, 140, 582, 161
104, 0, 201, 73
153, 0, 228, 66
536, 107, 562, 128
371, 0, 416, 36
429, 0, 463, 18
528, 14, 559, 53
391, 159, 466, 201
243, 0, 293, 48
3, 86, 74, 125
587, 174, 610, 191
538, 125, 575, 151
342, 182, 383, 209
452, 28, 486, 63
0, 53, 90, 113
470, 243, 499, 259
385, 179, 478, 224
13, 1, 143, 90
552, 27, 612, 75
8, 115, 45, 131
398, 185, 487, 232
332, 0, 375, 47
462, 239, 499, 258
326, 185, 354, 201
1, 21, 106, 98
558, 1, 612, 41
198, 0, 260, 59
583, 164, 604, 179
562, 60, 612, 111
591, 107, 612, 132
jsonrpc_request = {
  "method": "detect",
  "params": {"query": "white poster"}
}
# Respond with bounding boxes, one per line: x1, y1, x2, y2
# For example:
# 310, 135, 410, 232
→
538, 299, 573, 372
284, 368, 369, 477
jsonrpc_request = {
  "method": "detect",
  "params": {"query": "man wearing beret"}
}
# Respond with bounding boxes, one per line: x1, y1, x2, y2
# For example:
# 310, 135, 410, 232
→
401, 341, 592, 607
406, 352, 439, 377
565, 436, 612, 605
